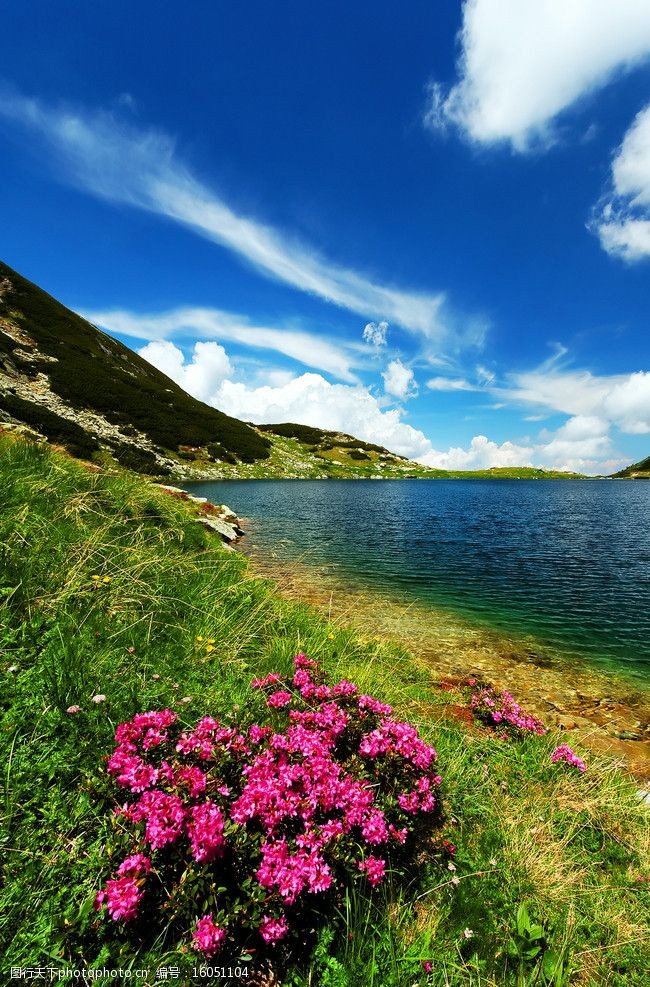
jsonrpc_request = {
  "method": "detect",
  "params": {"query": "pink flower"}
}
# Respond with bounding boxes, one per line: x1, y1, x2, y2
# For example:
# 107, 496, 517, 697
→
116, 854, 151, 878
358, 695, 393, 716
66, 705, 82, 714
267, 690, 292, 708
550, 744, 587, 773
422, 960, 433, 973
332, 679, 358, 697
361, 809, 389, 845
193, 914, 226, 957
259, 913, 288, 944
251, 673, 281, 689
187, 801, 226, 863
358, 855, 386, 886
100, 876, 144, 922
174, 765, 207, 798
129, 790, 185, 849
294, 653, 318, 671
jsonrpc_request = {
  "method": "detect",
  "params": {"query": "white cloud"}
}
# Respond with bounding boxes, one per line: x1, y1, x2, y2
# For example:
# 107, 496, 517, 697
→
418, 434, 534, 470
212, 372, 435, 459
535, 415, 617, 472
134, 338, 630, 474
362, 320, 389, 346
476, 364, 496, 385
415, 416, 624, 474
592, 102, 650, 260
382, 359, 418, 400
88, 306, 363, 383
500, 367, 650, 434
426, 376, 477, 392
262, 369, 296, 388
0, 90, 453, 340
425, 0, 650, 149
602, 371, 650, 431
138, 340, 232, 403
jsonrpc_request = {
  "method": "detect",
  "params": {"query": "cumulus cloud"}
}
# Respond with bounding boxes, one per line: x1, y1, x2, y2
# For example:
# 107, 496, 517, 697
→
362, 320, 389, 346
535, 414, 614, 471
135, 339, 627, 474
88, 306, 363, 383
416, 418, 624, 474
213, 372, 435, 459
592, 102, 650, 260
0, 89, 453, 340
382, 359, 418, 400
425, 0, 650, 149
418, 434, 534, 470
602, 371, 650, 431
138, 340, 232, 403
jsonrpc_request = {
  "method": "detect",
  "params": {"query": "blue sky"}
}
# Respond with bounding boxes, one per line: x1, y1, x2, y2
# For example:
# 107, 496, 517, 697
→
1, 1, 649, 472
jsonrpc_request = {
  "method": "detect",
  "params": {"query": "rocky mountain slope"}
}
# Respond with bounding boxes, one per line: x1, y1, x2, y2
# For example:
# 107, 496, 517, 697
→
0, 260, 271, 475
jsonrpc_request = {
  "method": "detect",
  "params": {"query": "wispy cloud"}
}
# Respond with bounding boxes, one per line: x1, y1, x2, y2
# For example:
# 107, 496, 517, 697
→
497, 366, 650, 434
86, 305, 365, 383
426, 376, 478, 392
0, 88, 455, 339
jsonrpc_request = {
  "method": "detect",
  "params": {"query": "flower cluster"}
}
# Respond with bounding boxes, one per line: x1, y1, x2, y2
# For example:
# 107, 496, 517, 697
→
550, 744, 587, 773
94, 654, 444, 960
469, 685, 547, 737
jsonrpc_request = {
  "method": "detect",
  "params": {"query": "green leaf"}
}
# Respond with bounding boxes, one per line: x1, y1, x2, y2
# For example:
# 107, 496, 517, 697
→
542, 950, 565, 985
517, 903, 530, 937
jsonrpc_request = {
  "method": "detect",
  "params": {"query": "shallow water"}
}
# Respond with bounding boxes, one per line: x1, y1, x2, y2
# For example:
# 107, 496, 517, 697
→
186, 478, 650, 681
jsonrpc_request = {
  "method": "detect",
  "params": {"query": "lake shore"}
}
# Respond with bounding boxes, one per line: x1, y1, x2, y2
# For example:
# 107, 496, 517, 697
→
240, 520, 650, 785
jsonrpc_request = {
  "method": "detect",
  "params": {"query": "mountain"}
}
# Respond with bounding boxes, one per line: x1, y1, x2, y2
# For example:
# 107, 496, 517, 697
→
0, 260, 587, 480
0, 260, 272, 474
611, 455, 650, 479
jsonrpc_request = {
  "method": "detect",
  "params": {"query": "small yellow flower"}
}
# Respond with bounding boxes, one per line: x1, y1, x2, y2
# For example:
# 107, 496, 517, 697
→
207, 638, 216, 645
327, 632, 335, 640
205, 644, 215, 654
102, 576, 111, 584
90, 575, 100, 581
195, 635, 204, 642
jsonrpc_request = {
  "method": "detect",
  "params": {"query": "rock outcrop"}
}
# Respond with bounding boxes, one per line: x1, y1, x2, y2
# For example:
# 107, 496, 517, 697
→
155, 485, 244, 546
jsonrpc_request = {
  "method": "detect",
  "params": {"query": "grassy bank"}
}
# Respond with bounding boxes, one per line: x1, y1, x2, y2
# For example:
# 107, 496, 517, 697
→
1, 435, 648, 986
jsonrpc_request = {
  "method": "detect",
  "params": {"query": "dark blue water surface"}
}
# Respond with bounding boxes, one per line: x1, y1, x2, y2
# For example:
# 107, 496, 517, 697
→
186, 479, 650, 677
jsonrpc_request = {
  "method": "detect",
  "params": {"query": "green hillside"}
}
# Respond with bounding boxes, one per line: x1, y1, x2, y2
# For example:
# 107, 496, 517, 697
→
0, 260, 271, 470
612, 455, 650, 479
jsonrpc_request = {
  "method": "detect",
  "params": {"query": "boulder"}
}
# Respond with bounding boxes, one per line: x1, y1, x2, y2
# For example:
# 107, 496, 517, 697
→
196, 516, 239, 543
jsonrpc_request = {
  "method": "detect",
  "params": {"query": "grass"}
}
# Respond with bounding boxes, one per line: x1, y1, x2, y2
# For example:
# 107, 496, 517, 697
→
0, 434, 648, 986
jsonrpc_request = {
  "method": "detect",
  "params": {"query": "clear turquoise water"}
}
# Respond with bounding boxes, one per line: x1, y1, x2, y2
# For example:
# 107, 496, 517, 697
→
186, 479, 650, 679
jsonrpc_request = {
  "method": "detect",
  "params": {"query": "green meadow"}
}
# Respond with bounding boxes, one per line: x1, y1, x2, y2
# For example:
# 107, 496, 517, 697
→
1, 434, 648, 986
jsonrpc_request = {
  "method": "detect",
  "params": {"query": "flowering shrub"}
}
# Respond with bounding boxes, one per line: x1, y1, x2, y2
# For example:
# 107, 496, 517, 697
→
469, 685, 547, 738
94, 654, 444, 960
550, 744, 587, 773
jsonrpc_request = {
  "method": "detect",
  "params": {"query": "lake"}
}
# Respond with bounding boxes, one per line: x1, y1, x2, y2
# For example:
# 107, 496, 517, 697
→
186, 479, 650, 681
